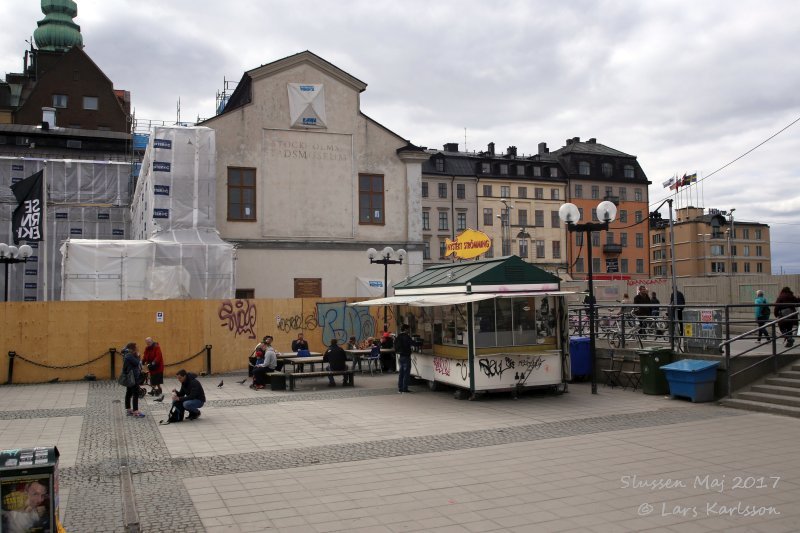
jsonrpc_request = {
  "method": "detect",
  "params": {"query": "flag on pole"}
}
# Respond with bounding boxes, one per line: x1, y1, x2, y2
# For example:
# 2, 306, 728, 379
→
11, 170, 44, 244
681, 173, 692, 186
662, 176, 675, 188
687, 172, 697, 183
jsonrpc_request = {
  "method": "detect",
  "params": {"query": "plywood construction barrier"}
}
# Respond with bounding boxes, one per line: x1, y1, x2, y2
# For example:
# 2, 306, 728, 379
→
0, 298, 389, 384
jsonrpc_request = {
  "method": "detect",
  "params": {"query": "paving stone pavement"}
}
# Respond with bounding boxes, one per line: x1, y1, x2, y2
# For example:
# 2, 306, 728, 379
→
2, 373, 800, 532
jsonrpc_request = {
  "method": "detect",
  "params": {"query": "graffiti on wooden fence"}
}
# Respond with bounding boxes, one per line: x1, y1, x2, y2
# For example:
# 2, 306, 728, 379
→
218, 299, 258, 339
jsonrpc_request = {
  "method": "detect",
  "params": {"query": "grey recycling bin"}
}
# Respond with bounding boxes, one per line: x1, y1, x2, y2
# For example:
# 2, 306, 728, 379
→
0, 446, 60, 533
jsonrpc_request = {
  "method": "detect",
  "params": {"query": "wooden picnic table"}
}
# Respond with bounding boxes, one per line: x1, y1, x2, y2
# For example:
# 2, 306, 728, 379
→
282, 356, 324, 372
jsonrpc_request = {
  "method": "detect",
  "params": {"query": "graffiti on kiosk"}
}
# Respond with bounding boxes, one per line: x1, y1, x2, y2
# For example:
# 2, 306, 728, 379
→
478, 355, 546, 384
456, 361, 469, 381
218, 299, 258, 340
433, 357, 451, 376
316, 301, 378, 344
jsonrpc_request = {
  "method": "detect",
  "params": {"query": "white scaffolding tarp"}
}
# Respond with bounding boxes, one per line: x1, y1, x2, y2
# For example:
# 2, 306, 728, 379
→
60, 229, 234, 300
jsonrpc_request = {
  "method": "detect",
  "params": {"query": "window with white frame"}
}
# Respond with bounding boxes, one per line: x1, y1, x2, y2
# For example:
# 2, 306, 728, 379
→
552, 241, 561, 259
551, 188, 559, 200
636, 259, 644, 273
421, 182, 428, 198
438, 211, 448, 230
422, 211, 430, 230
483, 185, 492, 196
634, 188, 642, 201
518, 186, 527, 198
519, 239, 528, 258
636, 233, 644, 248
535, 187, 544, 199
518, 209, 528, 227
574, 184, 582, 198
500, 185, 510, 197
438, 183, 447, 198
536, 240, 545, 258
535, 210, 544, 227
83, 96, 98, 110
457, 212, 467, 231
483, 208, 493, 226
423, 241, 430, 260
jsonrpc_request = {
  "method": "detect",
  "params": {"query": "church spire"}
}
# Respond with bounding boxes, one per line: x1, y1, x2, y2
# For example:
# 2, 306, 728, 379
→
34, 0, 83, 52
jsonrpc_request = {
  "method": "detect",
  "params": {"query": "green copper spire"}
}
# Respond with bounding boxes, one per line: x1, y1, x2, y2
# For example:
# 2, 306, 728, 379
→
34, 0, 83, 52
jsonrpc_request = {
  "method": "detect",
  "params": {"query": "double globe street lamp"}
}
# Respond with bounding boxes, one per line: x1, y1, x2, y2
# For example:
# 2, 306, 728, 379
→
0, 243, 34, 302
558, 200, 617, 394
367, 246, 406, 332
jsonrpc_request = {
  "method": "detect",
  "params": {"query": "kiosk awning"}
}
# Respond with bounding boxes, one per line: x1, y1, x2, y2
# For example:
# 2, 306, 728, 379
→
350, 290, 574, 308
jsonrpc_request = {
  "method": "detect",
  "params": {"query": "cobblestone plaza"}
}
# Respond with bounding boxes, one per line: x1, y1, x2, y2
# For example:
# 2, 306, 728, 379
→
1, 372, 799, 532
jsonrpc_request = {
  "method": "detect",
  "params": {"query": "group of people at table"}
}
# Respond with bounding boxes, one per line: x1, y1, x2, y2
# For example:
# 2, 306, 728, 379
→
247, 331, 400, 389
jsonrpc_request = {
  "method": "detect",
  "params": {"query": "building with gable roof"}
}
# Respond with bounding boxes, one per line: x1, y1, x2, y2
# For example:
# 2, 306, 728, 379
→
201, 51, 427, 298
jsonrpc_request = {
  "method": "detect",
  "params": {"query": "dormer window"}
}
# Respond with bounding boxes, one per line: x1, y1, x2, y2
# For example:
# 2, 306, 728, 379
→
624, 165, 635, 178
578, 162, 590, 175
499, 164, 508, 175
481, 162, 491, 173
515, 165, 526, 176
602, 163, 613, 177
435, 158, 444, 172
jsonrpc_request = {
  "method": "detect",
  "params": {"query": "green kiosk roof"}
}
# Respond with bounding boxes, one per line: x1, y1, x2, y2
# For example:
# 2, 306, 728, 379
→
394, 255, 561, 295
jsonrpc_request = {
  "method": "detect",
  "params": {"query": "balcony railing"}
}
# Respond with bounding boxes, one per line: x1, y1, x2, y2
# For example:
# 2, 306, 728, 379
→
603, 243, 623, 254
603, 194, 620, 205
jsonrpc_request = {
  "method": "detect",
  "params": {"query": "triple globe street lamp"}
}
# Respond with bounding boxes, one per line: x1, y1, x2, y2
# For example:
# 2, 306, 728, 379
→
558, 200, 618, 394
367, 246, 406, 332
0, 243, 34, 302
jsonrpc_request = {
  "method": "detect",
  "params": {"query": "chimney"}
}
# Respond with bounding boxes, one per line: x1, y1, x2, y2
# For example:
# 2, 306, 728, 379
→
506, 146, 517, 157
443, 143, 459, 152
573, 136, 580, 143
587, 138, 597, 144
538, 142, 548, 154
488, 142, 495, 155
42, 107, 56, 129
565, 139, 573, 146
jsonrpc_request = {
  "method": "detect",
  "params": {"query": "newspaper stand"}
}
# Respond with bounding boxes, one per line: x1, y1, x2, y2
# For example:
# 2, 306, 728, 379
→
0, 446, 60, 533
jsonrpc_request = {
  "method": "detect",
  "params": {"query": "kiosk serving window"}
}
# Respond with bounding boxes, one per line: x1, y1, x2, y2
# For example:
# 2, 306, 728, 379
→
468, 296, 555, 347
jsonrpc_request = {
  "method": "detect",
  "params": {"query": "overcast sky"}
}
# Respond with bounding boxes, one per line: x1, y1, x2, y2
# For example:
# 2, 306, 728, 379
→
3, 0, 800, 273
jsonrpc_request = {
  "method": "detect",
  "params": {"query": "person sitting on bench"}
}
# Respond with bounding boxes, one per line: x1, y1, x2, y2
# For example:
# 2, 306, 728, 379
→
323, 338, 350, 387
252, 335, 280, 389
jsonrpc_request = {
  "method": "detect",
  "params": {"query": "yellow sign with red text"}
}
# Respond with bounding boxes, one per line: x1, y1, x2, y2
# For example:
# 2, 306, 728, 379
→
445, 228, 492, 259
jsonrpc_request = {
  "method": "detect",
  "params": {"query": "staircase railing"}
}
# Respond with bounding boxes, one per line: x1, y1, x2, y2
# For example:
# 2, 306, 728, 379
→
719, 310, 798, 398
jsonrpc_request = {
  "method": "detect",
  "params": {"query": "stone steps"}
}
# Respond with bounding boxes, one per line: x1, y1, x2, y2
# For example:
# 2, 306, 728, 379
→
722, 362, 800, 418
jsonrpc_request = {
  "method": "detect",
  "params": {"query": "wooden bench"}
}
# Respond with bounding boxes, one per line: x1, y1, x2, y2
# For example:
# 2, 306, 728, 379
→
287, 370, 355, 391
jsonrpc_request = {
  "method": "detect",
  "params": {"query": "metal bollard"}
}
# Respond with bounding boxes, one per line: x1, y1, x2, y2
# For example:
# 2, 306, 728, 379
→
6, 351, 15, 385
205, 345, 212, 375
109, 347, 117, 379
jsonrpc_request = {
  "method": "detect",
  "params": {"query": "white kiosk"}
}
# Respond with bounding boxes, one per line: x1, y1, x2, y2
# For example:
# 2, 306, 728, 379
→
353, 256, 572, 398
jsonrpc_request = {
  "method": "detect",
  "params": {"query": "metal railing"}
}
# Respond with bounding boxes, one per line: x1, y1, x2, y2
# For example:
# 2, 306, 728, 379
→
569, 303, 799, 396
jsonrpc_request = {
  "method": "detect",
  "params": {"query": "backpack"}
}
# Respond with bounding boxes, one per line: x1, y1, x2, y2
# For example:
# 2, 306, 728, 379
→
159, 404, 184, 425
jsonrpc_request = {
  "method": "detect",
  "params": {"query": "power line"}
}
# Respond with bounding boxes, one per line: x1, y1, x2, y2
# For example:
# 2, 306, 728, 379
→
650, 114, 800, 209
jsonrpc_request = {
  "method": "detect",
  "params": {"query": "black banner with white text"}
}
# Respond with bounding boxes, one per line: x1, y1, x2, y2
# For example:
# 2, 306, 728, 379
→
11, 170, 44, 244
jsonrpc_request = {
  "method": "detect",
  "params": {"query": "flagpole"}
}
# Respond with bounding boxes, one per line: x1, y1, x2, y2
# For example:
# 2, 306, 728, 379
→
43, 161, 48, 302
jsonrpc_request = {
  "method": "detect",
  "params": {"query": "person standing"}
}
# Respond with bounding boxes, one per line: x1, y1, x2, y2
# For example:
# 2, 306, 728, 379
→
396, 324, 414, 393
633, 285, 651, 335
755, 290, 771, 342
322, 338, 350, 387
774, 287, 799, 347
142, 337, 164, 397
171, 369, 206, 420
122, 342, 144, 418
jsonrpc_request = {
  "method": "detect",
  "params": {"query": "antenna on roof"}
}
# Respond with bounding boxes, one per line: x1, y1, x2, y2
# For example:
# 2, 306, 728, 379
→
464, 128, 468, 152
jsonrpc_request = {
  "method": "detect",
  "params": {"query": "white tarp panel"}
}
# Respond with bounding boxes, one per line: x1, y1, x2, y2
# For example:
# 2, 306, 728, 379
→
60, 229, 235, 300
287, 83, 327, 129
355, 277, 391, 297
130, 126, 217, 239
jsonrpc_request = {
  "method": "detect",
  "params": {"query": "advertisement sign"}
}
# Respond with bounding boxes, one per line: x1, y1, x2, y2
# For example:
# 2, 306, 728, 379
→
445, 228, 491, 259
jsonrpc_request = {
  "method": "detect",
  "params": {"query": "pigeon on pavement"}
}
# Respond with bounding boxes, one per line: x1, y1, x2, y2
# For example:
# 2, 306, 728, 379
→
237, 378, 247, 384
217, 380, 224, 388
48, 377, 59, 383
153, 395, 164, 402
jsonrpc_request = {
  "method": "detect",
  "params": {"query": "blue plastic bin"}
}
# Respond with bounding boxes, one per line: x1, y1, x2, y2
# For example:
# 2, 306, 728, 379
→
660, 359, 720, 402
569, 336, 591, 378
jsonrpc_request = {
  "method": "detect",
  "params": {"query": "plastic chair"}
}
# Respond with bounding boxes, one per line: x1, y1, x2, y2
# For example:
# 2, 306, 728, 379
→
364, 347, 382, 375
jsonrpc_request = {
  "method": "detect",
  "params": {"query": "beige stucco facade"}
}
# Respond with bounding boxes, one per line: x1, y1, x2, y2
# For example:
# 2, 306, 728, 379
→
201, 52, 425, 297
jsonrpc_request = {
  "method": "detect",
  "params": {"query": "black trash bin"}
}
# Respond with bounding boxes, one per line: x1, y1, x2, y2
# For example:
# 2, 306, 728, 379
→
270, 373, 287, 391
637, 347, 674, 395
0, 446, 60, 533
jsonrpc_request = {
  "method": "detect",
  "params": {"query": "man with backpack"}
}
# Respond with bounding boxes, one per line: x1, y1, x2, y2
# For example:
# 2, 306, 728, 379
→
170, 369, 206, 421
755, 290, 771, 342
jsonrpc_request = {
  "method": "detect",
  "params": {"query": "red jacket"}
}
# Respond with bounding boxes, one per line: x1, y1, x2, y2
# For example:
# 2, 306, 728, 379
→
143, 343, 164, 374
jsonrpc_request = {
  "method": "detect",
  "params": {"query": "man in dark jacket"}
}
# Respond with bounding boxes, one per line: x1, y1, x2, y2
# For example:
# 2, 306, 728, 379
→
396, 324, 414, 393
171, 369, 206, 421
323, 339, 350, 386
633, 285, 651, 335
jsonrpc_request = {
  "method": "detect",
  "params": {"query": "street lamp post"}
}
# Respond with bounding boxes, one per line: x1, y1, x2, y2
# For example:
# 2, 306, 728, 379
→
497, 199, 514, 256
559, 201, 617, 395
0, 243, 33, 302
367, 246, 406, 332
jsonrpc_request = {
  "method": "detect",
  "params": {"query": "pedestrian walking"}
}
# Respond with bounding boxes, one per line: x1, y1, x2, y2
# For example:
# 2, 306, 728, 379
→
774, 287, 799, 347
754, 290, 771, 342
